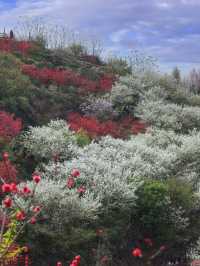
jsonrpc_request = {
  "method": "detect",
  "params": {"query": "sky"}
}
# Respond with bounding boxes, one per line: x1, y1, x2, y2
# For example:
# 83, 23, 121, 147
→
0, 0, 200, 73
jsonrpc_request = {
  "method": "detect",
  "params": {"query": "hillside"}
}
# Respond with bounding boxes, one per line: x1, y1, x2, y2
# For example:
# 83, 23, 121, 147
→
1, 35, 200, 266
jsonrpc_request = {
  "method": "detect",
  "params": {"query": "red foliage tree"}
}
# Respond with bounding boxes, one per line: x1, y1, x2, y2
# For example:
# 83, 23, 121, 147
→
0, 38, 32, 55
21, 65, 115, 93
68, 112, 146, 139
0, 111, 22, 142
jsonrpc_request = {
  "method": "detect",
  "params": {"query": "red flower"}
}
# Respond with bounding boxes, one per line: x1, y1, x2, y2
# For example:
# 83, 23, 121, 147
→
77, 186, 86, 195
16, 211, 26, 221
144, 238, 153, 247
70, 255, 81, 266
132, 248, 142, 258
10, 183, 18, 193
30, 217, 36, 224
67, 177, 75, 189
70, 260, 79, 266
23, 186, 31, 195
3, 197, 12, 208
2, 183, 11, 193
160, 245, 166, 251
33, 175, 41, 184
33, 206, 41, 213
2, 152, 9, 162
75, 255, 81, 262
56, 262, 62, 266
100, 255, 109, 264
71, 169, 80, 177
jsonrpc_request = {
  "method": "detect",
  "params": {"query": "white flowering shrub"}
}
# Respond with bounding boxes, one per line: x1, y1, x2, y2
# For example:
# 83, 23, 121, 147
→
28, 178, 101, 230
22, 120, 78, 161
80, 97, 118, 120
136, 98, 200, 133
110, 74, 156, 115
42, 141, 137, 207
39, 131, 200, 188
36, 131, 200, 263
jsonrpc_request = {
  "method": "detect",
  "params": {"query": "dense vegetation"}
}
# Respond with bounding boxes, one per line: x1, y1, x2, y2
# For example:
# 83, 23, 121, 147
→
1, 29, 200, 266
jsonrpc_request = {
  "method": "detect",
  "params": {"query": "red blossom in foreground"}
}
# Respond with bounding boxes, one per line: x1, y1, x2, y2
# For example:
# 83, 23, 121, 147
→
132, 248, 142, 258
22, 186, 31, 195
10, 182, 18, 193
71, 169, 80, 178
2, 152, 9, 162
22, 64, 115, 93
68, 113, 147, 139
2, 183, 12, 193
32, 175, 41, 184
0, 111, 22, 142
16, 211, 26, 221
67, 177, 75, 189
77, 186, 86, 195
2, 182, 18, 193
3, 197, 13, 208
30, 217, 37, 225
33, 206, 41, 213
0, 172, 43, 262
69, 255, 81, 266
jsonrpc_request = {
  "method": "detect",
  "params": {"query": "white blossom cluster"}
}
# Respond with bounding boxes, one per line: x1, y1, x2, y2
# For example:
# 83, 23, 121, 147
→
41, 130, 200, 187
80, 97, 118, 120
22, 120, 78, 160
42, 138, 137, 207
136, 99, 200, 133
27, 178, 101, 232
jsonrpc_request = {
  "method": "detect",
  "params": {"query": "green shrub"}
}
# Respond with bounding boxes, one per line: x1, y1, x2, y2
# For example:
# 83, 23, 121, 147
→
0, 53, 34, 124
133, 179, 200, 259
75, 129, 91, 147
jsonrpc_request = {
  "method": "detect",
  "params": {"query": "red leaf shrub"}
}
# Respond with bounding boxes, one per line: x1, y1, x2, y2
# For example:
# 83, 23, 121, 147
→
0, 161, 17, 182
68, 112, 147, 139
0, 38, 32, 55
22, 65, 114, 92
17, 41, 32, 55
0, 111, 22, 142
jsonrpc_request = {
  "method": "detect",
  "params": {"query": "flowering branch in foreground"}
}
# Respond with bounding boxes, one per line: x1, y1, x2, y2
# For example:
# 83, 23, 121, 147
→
0, 168, 42, 262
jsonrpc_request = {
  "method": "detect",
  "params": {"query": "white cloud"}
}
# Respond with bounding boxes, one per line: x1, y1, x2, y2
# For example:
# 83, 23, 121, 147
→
155, 1, 173, 9
110, 29, 129, 43
181, 0, 200, 5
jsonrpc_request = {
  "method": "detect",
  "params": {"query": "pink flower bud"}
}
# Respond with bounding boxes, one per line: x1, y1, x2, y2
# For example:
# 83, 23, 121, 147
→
33, 175, 41, 184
